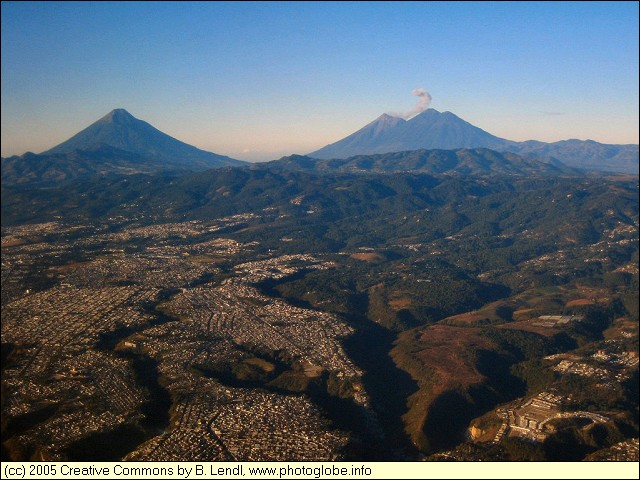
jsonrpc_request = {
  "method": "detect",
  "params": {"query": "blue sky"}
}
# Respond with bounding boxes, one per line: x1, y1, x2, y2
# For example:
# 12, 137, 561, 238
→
1, 1, 638, 161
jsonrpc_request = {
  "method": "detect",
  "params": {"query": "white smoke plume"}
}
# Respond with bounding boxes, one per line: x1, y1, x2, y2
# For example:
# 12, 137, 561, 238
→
402, 88, 432, 119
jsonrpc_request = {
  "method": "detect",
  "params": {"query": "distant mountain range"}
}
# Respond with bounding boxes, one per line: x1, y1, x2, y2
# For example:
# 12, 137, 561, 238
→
309, 109, 639, 173
269, 148, 578, 177
1, 109, 244, 185
3, 107, 637, 186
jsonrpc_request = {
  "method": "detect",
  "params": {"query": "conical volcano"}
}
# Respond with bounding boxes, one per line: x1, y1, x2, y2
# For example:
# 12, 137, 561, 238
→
43, 108, 243, 168
310, 109, 512, 159
1, 109, 245, 184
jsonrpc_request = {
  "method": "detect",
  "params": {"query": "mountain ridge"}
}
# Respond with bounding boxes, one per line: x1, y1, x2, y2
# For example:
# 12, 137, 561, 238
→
268, 148, 580, 177
309, 109, 639, 173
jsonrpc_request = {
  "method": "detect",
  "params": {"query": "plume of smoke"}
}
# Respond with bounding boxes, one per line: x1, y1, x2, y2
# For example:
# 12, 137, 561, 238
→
402, 88, 432, 119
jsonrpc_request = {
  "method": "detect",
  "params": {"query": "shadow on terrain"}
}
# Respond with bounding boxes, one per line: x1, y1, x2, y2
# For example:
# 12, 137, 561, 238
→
422, 349, 526, 452
259, 273, 421, 460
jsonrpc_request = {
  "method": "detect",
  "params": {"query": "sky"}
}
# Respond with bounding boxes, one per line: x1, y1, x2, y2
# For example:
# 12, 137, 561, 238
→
1, 1, 638, 161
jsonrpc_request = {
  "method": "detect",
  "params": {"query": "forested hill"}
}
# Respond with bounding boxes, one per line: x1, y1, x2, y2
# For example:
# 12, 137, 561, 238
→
269, 148, 578, 176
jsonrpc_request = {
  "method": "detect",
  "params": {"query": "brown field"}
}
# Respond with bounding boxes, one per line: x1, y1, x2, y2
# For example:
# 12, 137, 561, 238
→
496, 320, 559, 337
565, 298, 594, 307
388, 296, 413, 311
0, 237, 27, 248
412, 324, 494, 391
300, 362, 323, 378
442, 298, 517, 325
391, 323, 497, 450
349, 252, 384, 262
243, 357, 275, 373
188, 254, 227, 264
444, 311, 486, 324
572, 285, 610, 303
49, 261, 93, 273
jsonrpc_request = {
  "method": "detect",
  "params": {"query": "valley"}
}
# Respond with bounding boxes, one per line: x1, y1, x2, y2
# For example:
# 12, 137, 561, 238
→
2, 168, 638, 461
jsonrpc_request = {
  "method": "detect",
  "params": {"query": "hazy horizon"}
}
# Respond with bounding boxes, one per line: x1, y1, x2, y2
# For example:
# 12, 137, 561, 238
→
2, 1, 638, 161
